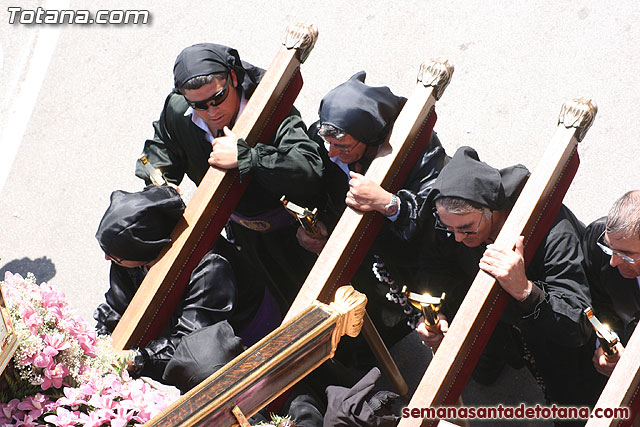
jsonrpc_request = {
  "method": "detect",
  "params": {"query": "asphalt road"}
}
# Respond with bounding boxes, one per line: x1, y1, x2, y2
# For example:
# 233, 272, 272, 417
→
1, 1, 638, 424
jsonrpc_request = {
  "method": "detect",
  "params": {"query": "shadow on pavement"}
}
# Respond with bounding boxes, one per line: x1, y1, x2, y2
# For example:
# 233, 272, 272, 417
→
0, 256, 57, 283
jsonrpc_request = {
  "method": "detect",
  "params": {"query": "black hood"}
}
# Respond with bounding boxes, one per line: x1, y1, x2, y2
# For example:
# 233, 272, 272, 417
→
95, 185, 185, 262
433, 146, 529, 210
319, 71, 406, 146
173, 42, 264, 99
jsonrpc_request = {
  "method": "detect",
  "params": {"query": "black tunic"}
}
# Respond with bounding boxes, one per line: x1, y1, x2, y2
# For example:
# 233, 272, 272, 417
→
583, 218, 640, 345
306, 123, 449, 351
404, 202, 605, 408
94, 238, 265, 382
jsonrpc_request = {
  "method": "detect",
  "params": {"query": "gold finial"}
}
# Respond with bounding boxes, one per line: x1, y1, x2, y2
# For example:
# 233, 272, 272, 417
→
558, 98, 597, 142
329, 286, 367, 351
417, 58, 454, 100
283, 22, 318, 63
404, 286, 445, 328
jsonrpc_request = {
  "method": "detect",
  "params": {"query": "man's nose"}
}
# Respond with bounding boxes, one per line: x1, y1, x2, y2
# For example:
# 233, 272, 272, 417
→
328, 144, 340, 157
610, 253, 624, 268
454, 232, 467, 242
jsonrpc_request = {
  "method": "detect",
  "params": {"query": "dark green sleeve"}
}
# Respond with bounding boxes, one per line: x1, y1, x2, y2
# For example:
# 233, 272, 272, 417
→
135, 93, 190, 186
236, 108, 324, 201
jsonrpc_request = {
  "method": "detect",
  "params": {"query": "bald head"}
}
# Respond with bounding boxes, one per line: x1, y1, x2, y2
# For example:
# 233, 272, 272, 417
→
606, 190, 640, 239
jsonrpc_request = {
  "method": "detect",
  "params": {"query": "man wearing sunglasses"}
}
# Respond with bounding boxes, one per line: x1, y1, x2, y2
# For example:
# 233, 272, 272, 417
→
134, 43, 324, 313
416, 146, 603, 412
582, 190, 640, 377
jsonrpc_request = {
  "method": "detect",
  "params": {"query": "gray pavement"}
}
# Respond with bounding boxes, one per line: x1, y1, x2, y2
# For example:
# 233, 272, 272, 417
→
1, 0, 639, 424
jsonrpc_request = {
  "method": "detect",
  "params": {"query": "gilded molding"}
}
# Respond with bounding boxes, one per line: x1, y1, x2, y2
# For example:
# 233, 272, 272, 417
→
558, 98, 598, 142
283, 22, 318, 64
417, 58, 454, 100
329, 286, 367, 352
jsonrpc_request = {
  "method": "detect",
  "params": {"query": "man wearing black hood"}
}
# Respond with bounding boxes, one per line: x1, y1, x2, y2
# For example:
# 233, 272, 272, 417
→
293, 71, 448, 364
94, 185, 278, 386
298, 71, 447, 255
417, 147, 604, 416
134, 43, 323, 312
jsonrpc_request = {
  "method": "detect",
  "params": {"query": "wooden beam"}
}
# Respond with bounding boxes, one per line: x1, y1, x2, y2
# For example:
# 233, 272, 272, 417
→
585, 320, 640, 427
145, 286, 367, 427
398, 98, 597, 427
112, 23, 318, 350
284, 58, 454, 322
282, 59, 452, 395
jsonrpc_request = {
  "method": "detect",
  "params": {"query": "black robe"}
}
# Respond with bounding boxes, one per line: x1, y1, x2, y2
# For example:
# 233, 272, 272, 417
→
396, 201, 605, 410
94, 238, 265, 383
583, 217, 640, 345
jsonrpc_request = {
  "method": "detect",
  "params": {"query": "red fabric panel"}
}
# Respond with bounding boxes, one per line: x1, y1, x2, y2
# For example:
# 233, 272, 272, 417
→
138, 70, 304, 346
523, 150, 580, 265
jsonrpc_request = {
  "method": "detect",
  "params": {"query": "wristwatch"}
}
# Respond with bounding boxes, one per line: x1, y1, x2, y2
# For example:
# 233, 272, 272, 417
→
383, 194, 399, 217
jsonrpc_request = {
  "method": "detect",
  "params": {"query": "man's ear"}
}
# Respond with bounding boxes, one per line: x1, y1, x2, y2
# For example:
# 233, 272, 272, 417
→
230, 69, 238, 88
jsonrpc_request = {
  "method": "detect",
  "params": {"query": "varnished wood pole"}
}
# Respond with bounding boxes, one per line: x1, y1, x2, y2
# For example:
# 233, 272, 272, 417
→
585, 320, 640, 427
282, 59, 453, 395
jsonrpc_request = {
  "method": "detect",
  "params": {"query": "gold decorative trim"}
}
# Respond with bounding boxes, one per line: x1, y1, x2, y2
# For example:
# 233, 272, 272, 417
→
329, 286, 367, 352
558, 98, 597, 142
231, 405, 251, 427
283, 22, 318, 64
417, 58, 454, 100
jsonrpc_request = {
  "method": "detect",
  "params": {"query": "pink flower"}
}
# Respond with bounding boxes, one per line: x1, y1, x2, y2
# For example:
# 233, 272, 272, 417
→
87, 395, 117, 411
41, 363, 68, 390
20, 305, 42, 334
78, 410, 109, 427
56, 387, 88, 408
32, 345, 57, 369
4, 271, 24, 285
78, 382, 97, 396
39, 282, 66, 308
100, 373, 124, 394
1, 399, 23, 419
76, 333, 97, 357
16, 393, 49, 418
110, 406, 135, 427
44, 333, 72, 353
43, 407, 79, 427
13, 413, 41, 427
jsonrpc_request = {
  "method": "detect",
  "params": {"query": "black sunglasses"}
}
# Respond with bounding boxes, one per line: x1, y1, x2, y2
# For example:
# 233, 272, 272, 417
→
185, 75, 231, 110
107, 254, 126, 264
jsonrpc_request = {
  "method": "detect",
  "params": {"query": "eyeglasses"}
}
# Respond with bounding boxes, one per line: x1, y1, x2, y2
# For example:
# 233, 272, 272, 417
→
597, 231, 640, 264
322, 137, 361, 154
107, 254, 126, 264
185, 75, 231, 110
433, 209, 489, 235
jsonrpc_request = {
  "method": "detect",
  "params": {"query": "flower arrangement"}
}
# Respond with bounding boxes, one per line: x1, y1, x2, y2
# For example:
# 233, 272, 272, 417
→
0, 272, 176, 426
